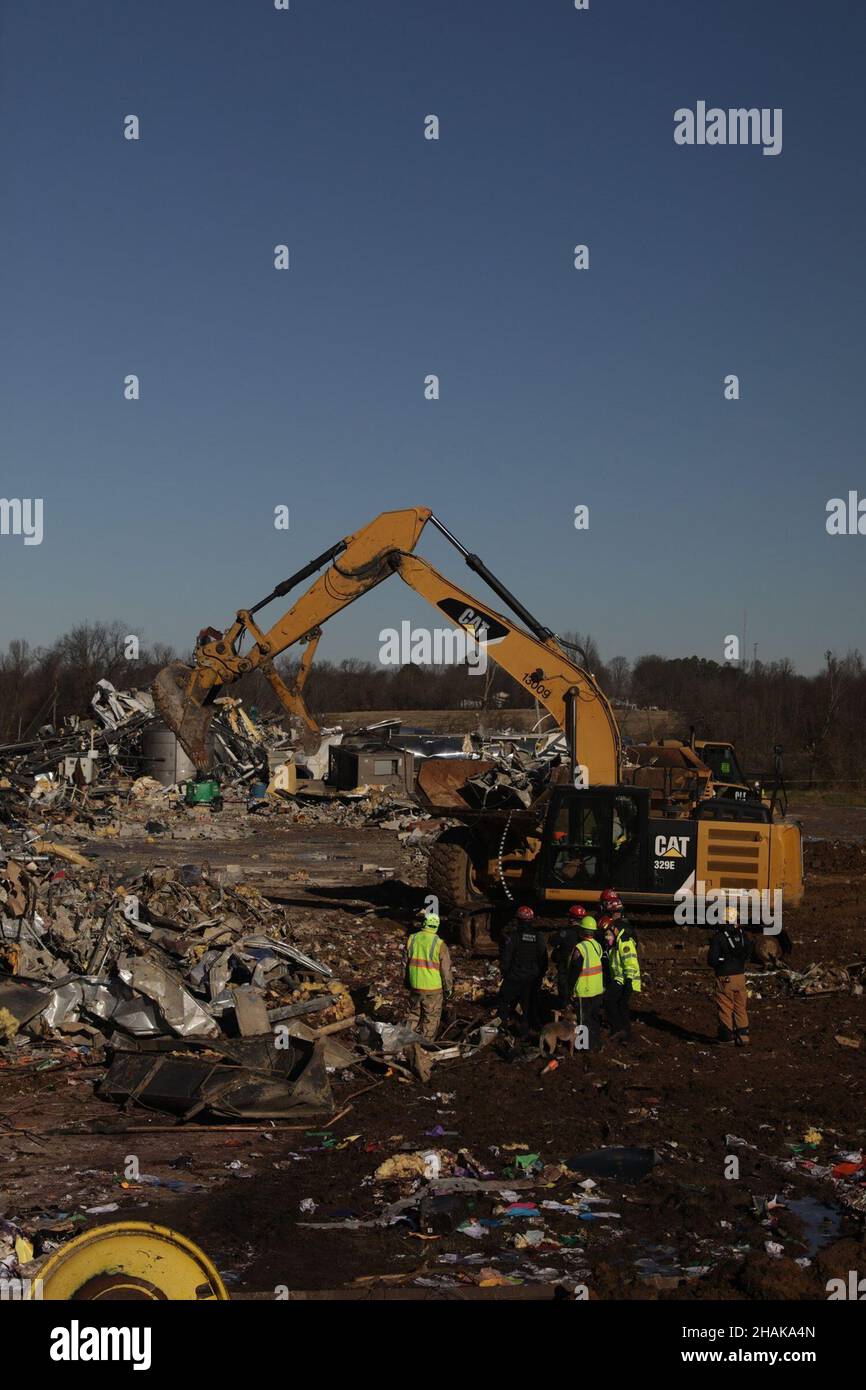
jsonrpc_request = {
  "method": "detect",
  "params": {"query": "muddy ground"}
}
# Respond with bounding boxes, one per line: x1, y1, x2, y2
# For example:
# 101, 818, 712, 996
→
1, 799, 863, 1299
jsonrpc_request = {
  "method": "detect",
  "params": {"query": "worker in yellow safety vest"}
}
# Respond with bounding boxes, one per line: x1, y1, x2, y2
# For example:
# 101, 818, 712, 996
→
601, 892, 641, 1043
404, 910, 453, 1040
567, 916, 604, 1052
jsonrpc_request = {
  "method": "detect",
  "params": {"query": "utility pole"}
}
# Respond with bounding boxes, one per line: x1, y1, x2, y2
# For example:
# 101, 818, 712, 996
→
742, 609, 747, 671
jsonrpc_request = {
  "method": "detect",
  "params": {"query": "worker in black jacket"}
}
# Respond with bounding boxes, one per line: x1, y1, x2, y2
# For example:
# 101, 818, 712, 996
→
498, 905, 548, 1037
707, 905, 750, 1044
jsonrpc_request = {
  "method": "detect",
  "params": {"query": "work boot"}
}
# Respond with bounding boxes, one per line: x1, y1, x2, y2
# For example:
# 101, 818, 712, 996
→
717, 1026, 734, 1044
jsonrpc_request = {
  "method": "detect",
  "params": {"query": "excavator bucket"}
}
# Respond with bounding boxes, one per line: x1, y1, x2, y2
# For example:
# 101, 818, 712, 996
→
414, 757, 496, 812
152, 661, 215, 772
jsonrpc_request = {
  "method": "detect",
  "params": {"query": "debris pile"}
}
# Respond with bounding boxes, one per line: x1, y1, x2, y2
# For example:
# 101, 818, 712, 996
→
0, 682, 442, 852
2, 680, 297, 802
773, 962, 864, 997
0, 853, 355, 1120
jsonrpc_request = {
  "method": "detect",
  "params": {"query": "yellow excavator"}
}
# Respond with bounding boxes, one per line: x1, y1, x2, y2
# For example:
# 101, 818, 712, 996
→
153, 507, 803, 946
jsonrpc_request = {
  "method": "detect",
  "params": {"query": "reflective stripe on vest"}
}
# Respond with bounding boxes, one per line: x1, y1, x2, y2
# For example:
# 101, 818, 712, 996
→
574, 938, 604, 998
612, 936, 641, 991
408, 929, 443, 991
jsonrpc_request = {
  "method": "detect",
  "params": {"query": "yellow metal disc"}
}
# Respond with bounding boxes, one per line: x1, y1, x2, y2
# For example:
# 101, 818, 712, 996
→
28, 1222, 228, 1301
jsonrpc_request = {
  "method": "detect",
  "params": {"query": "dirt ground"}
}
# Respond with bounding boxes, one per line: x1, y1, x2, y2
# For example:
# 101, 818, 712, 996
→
1, 797, 864, 1299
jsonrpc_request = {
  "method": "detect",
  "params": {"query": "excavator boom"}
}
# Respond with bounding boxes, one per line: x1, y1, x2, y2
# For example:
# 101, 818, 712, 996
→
153, 508, 620, 784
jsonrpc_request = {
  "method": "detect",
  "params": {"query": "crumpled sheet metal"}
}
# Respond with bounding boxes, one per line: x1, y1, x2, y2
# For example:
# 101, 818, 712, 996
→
101, 1036, 333, 1120
41, 980, 85, 1029
355, 1016, 430, 1054
116, 952, 220, 1038
43, 976, 166, 1036
239, 934, 332, 981
91, 679, 153, 731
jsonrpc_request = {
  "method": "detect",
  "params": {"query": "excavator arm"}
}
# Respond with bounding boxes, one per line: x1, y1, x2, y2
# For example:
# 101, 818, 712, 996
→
152, 507, 620, 784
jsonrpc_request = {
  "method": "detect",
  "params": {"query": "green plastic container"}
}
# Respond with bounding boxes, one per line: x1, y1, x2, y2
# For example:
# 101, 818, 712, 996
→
184, 778, 222, 810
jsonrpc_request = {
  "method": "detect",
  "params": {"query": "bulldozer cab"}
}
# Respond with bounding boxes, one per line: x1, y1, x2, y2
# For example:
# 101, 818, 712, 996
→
693, 740, 756, 802
539, 786, 648, 896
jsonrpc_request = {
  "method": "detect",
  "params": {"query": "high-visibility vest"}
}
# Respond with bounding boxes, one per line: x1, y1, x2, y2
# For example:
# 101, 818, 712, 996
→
407, 928, 443, 991
574, 938, 604, 998
611, 934, 641, 992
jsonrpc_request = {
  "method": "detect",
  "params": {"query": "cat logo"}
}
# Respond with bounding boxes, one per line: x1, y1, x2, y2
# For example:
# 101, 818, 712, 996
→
654, 834, 689, 859
438, 598, 509, 643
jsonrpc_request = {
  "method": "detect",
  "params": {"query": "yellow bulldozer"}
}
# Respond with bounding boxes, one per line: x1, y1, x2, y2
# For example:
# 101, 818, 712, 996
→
153, 507, 803, 947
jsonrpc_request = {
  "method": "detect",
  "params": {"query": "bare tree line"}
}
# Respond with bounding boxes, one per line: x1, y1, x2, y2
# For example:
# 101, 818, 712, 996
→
2, 621, 864, 785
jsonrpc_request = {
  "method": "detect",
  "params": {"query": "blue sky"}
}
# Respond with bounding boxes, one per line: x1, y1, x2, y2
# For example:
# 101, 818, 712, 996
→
1, 0, 864, 673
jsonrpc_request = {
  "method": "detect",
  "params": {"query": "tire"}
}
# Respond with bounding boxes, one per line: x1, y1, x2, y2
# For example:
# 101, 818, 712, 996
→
427, 829, 485, 914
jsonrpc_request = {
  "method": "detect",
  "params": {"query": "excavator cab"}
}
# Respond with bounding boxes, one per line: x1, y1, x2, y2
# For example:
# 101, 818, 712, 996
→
535, 782, 802, 915
540, 787, 646, 896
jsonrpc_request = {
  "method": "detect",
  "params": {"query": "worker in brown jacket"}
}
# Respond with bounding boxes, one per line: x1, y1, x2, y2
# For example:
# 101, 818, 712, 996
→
404, 911, 453, 1040
707, 905, 750, 1045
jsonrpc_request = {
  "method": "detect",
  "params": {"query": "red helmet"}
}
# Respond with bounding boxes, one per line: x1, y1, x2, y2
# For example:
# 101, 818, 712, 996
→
516, 905, 535, 921
568, 904, 587, 921
600, 889, 623, 911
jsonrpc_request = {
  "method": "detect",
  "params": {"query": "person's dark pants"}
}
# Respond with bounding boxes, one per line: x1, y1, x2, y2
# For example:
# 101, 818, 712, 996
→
498, 975, 542, 1036
575, 994, 603, 1052
605, 982, 632, 1037
556, 967, 571, 1011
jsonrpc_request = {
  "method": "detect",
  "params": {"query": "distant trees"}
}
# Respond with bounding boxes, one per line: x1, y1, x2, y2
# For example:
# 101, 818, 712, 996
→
0, 623, 175, 744
606, 656, 632, 701
630, 648, 866, 782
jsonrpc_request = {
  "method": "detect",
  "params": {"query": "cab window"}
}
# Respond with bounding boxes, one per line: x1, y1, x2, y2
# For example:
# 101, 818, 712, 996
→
703, 745, 745, 784
551, 801, 605, 887
612, 795, 639, 857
